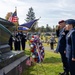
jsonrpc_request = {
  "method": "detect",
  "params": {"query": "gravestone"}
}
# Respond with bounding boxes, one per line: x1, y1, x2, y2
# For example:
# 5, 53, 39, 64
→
0, 18, 29, 75
0, 18, 14, 53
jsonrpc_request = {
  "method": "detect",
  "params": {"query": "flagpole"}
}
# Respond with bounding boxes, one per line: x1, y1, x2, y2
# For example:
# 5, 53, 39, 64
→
15, 6, 19, 31
29, 18, 39, 31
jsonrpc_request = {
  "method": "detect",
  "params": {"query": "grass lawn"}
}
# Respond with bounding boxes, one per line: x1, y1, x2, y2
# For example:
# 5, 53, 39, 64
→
22, 48, 63, 75
22, 36, 63, 75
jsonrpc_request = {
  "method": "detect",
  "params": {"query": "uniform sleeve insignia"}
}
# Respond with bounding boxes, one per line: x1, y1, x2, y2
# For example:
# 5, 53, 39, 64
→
62, 32, 65, 35
67, 30, 74, 37
67, 33, 70, 37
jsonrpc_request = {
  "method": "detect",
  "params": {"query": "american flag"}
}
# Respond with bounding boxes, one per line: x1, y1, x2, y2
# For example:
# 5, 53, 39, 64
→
18, 65, 22, 74
18, 26, 29, 31
26, 58, 31, 66
8, 9, 18, 22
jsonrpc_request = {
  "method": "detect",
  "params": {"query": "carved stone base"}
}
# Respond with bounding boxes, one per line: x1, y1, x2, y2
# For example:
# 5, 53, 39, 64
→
0, 55, 29, 75
0, 50, 25, 69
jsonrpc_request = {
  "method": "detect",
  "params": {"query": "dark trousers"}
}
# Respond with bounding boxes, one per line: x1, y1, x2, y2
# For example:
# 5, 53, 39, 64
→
17, 42, 20, 50
50, 43, 54, 50
14, 41, 20, 50
9, 43, 13, 50
10, 45, 13, 50
22, 42, 26, 50
67, 58, 75, 75
14, 42, 17, 50
60, 53, 69, 73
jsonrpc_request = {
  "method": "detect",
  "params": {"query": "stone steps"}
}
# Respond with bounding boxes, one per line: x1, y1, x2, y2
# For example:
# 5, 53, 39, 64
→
0, 55, 29, 75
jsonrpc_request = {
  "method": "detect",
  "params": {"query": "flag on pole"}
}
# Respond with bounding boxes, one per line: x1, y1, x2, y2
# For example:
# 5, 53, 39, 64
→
18, 26, 29, 31
12, 10, 18, 22
20, 19, 39, 29
26, 58, 31, 66
18, 65, 22, 74
8, 8, 18, 23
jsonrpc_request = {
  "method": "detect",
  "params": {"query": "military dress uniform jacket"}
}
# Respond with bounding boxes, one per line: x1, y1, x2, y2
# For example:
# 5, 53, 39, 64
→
66, 28, 75, 59
56, 28, 67, 53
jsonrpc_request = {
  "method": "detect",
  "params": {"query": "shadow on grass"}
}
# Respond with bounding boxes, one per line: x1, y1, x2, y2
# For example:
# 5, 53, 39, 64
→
43, 57, 61, 64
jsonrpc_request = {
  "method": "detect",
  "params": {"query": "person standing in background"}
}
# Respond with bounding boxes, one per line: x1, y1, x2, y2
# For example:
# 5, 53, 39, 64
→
21, 33, 27, 50
8, 35, 14, 50
14, 31, 21, 51
50, 34, 55, 50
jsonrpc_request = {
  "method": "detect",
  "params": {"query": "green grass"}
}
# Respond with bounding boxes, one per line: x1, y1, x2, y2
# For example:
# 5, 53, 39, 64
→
22, 36, 62, 75
22, 50, 63, 75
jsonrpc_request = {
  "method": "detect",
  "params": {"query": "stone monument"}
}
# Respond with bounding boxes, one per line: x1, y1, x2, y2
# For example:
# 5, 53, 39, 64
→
0, 18, 29, 75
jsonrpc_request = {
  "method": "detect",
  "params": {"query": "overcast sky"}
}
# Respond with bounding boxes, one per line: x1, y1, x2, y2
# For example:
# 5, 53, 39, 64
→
0, 0, 75, 28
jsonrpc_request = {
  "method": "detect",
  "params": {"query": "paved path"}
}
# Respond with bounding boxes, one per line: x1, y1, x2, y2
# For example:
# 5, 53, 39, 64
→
26, 44, 55, 52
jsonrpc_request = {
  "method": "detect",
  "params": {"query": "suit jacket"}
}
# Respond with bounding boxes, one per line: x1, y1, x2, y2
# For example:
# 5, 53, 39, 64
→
56, 28, 67, 53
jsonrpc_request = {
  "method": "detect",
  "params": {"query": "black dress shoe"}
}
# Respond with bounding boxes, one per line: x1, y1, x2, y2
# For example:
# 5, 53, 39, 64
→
64, 72, 69, 75
59, 72, 69, 75
59, 72, 65, 75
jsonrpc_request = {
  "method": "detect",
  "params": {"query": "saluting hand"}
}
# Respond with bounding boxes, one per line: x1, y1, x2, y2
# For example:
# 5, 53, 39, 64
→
72, 58, 75, 61
64, 51, 66, 54
54, 50, 58, 53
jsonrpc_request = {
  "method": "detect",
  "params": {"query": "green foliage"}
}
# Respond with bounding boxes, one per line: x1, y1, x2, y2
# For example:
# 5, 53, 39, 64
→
39, 25, 53, 32
46, 24, 52, 32
25, 7, 38, 32
40, 26, 46, 32
25, 7, 36, 22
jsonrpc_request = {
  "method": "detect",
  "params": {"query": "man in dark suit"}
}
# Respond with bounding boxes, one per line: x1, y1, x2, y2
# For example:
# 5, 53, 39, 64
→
55, 20, 69, 75
8, 35, 13, 50
65, 19, 75, 75
14, 31, 21, 51
21, 34, 27, 50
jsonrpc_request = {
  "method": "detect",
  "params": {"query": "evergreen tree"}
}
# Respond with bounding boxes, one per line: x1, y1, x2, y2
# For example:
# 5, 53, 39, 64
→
46, 24, 50, 32
25, 7, 36, 22
25, 7, 37, 31
46, 24, 52, 32
41, 26, 45, 32
46, 24, 49, 32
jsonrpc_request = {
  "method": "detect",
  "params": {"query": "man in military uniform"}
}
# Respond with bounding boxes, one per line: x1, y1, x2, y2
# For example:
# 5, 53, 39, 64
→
21, 33, 27, 50
55, 20, 69, 75
65, 19, 75, 75
8, 35, 14, 50
14, 31, 21, 50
